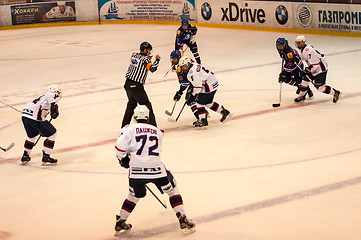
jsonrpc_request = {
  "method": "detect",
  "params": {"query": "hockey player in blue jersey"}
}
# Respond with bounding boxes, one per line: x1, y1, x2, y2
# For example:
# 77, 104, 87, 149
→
170, 50, 207, 123
276, 38, 313, 102
175, 19, 201, 64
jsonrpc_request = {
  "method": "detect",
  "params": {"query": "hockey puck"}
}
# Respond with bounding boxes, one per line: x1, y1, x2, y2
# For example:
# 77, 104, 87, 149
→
272, 103, 281, 108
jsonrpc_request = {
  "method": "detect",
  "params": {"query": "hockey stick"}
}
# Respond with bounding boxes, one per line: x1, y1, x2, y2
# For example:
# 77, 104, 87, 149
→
168, 101, 187, 122
145, 185, 167, 209
0, 142, 15, 152
272, 83, 282, 108
272, 59, 284, 108
165, 101, 177, 116
0, 100, 22, 113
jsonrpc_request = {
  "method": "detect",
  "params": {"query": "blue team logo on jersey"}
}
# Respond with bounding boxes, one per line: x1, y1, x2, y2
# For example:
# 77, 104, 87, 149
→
201, 2, 212, 21
297, 4, 312, 27
275, 5, 288, 25
104, 2, 124, 20
131, 58, 138, 65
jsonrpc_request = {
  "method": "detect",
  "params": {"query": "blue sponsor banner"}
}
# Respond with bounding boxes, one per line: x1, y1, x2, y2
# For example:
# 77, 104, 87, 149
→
11, 1, 76, 26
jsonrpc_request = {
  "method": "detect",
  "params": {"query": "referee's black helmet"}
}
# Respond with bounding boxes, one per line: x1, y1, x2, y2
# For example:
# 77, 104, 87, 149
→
140, 42, 152, 51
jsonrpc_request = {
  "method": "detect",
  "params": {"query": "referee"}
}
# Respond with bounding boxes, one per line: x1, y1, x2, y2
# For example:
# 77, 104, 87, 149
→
121, 42, 161, 128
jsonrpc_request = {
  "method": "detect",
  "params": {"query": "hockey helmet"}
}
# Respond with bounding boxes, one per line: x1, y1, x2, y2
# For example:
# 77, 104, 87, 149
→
170, 50, 182, 59
140, 42, 152, 51
57, 1, 66, 6
181, 19, 189, 26
48, 84, 62, 97
295, 35, 306, 49
134, 105, 149, 121
178, 56, 191, 67
276, 38, 288, 46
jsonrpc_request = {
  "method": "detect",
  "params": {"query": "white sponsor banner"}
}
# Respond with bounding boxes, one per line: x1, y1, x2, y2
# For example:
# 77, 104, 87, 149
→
198, 0, 361, 34
99, 0, 197, 22
197, 0, 296, 28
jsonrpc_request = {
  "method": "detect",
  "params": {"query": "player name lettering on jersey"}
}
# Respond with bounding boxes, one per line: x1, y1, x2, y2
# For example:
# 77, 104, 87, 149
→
135, 127, 157, 135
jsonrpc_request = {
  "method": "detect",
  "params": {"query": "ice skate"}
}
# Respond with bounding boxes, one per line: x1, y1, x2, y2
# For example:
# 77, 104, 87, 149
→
294, 95, 306, 103
176, 212, 195, 234
114, 215, 132, 236
333, 89, 341, 103
194, 118, 208, 130
20, 151, 31, 165
41, 151, 57, 166
220, 108, 231, 123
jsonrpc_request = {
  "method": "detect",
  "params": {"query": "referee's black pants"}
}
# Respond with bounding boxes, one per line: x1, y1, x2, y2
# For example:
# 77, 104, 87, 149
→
121, 79, 157, 128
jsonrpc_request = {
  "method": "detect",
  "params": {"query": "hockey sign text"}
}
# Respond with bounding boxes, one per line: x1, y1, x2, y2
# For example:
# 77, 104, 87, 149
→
221, 2, 265, 23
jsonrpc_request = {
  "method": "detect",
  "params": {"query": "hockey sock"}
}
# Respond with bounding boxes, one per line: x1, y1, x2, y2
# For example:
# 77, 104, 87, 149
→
120, 194, 140, 220
24, 136, 37, 154
299, 80, 310, 96
190, 104, 199, 119
196, 105, 207, 119
43, 132, 56, 155
167, 186, 186, 215
318, 85, 335, 95
206, 102, 222, 113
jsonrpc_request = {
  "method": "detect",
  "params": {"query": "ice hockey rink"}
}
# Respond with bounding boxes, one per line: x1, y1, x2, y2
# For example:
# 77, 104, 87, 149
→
1, 23, 361, 240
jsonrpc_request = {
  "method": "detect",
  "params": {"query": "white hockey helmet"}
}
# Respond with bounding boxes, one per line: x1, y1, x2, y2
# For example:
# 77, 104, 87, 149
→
178, 56, 191, 67
48, 84, 62, 96
134, 105, 149, 121
295, 35, 306, 44
57, 1, 66, 6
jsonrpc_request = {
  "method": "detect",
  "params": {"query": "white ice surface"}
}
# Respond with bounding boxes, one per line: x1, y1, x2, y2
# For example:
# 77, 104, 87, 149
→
1, 24, 361, 240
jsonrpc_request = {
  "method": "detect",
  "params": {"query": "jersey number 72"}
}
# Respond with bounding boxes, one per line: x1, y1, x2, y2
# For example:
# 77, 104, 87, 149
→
135, 135, 159, 156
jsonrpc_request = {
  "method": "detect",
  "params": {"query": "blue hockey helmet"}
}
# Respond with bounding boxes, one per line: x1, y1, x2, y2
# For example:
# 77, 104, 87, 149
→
170, 50, 182, 59
276, 38, 288, 46
181, 19, 189, 25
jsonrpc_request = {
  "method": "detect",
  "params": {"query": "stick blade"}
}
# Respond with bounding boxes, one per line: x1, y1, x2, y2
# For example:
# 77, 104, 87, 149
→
5, 142, 15, 152
272, 103, 281, 108
165, 110, 172, 116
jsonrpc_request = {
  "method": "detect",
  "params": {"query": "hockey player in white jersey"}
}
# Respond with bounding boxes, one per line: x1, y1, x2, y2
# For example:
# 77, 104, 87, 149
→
21, 85, 62, 165
114, 105, 195, 235
178, 56, 231, 129
42, 1, 75, 20
295, 35, 341, 103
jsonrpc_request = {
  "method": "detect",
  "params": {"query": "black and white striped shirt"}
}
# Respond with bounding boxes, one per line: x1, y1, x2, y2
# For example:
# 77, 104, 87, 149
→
125, 52, 160, 85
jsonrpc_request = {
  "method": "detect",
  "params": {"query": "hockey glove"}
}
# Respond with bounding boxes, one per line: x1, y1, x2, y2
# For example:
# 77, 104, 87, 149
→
303, 66, 312, 75
173, 90, 183, 101
278, 71, 287, 83
118, 155, 130, 169
185, 87, 193, 100
190, 35, 196, 44
50, 103, 59, 119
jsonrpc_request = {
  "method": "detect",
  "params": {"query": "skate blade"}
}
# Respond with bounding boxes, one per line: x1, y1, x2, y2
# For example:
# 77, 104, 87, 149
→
194, 126, 208, 130
221, 113, 233, 124
182, 227, 196, 235
114, 229, 131, 236
41, 162, 57, 166
20, 161, 30, 166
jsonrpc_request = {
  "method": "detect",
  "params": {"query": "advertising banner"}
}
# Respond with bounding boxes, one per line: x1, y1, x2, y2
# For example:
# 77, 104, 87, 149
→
11, 1, 76, 26
197, 0, 361, 34
99, 0, 196, 22
294, 3, 361, 33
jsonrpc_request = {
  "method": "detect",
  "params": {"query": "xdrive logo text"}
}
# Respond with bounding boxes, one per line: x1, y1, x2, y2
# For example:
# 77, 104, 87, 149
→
221, 2, 265, 23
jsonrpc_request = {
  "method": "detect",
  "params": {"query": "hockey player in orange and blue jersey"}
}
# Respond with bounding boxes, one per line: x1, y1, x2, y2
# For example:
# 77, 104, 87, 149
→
175, 19, 201, 64
276, 37, 313, 102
